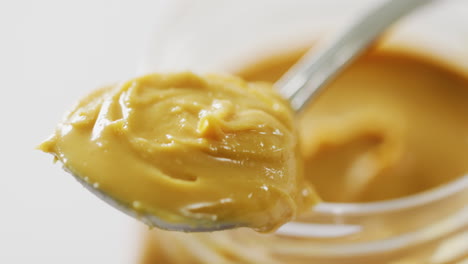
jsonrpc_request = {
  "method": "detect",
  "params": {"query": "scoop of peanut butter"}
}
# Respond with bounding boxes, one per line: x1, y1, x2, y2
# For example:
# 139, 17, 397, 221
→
39, 72, 318, 232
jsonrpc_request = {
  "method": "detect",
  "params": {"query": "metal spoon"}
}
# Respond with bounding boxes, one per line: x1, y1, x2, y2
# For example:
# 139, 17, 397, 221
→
277, 0, 432, 112
71, 0, 432, 232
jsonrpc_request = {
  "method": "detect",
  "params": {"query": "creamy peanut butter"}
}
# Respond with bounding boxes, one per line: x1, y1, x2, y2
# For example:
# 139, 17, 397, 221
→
39, 72, 317, 232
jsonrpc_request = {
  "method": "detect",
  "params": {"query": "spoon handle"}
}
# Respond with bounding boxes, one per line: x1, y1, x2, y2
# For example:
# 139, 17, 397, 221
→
276, 0, 433, 112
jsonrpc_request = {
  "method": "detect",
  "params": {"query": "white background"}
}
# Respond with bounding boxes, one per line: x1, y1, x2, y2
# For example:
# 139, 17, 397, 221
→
0, 0, 167, 263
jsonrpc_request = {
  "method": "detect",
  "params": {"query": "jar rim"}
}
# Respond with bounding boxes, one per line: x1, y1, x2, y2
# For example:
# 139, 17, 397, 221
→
276, 175, 468, 256
313, 174, 468, 215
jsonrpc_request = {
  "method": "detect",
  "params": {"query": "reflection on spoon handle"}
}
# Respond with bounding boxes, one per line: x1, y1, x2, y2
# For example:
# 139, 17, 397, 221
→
276, 0, 433, 112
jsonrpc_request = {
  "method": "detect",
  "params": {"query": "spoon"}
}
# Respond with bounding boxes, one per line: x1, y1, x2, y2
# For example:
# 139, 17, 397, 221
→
71, 0, 432, 232
277, 0, 432, 112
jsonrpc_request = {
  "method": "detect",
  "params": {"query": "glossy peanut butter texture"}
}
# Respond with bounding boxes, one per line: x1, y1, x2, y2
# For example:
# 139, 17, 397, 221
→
39, 72, 318, 232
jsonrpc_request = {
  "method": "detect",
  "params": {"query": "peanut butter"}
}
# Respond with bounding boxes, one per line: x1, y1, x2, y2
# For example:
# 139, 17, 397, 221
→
38, 72, 317, 232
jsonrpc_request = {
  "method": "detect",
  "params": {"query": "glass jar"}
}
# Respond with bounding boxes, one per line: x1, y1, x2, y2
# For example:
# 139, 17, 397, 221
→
138, 0, 468, 263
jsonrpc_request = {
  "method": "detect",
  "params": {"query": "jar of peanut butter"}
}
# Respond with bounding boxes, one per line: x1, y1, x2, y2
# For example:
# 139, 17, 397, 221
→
138, 1, 468, 263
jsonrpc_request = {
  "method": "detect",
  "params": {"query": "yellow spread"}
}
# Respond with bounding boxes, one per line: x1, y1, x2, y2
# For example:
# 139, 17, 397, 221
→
39, 42, 468, 236
38, 72, 317, 232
